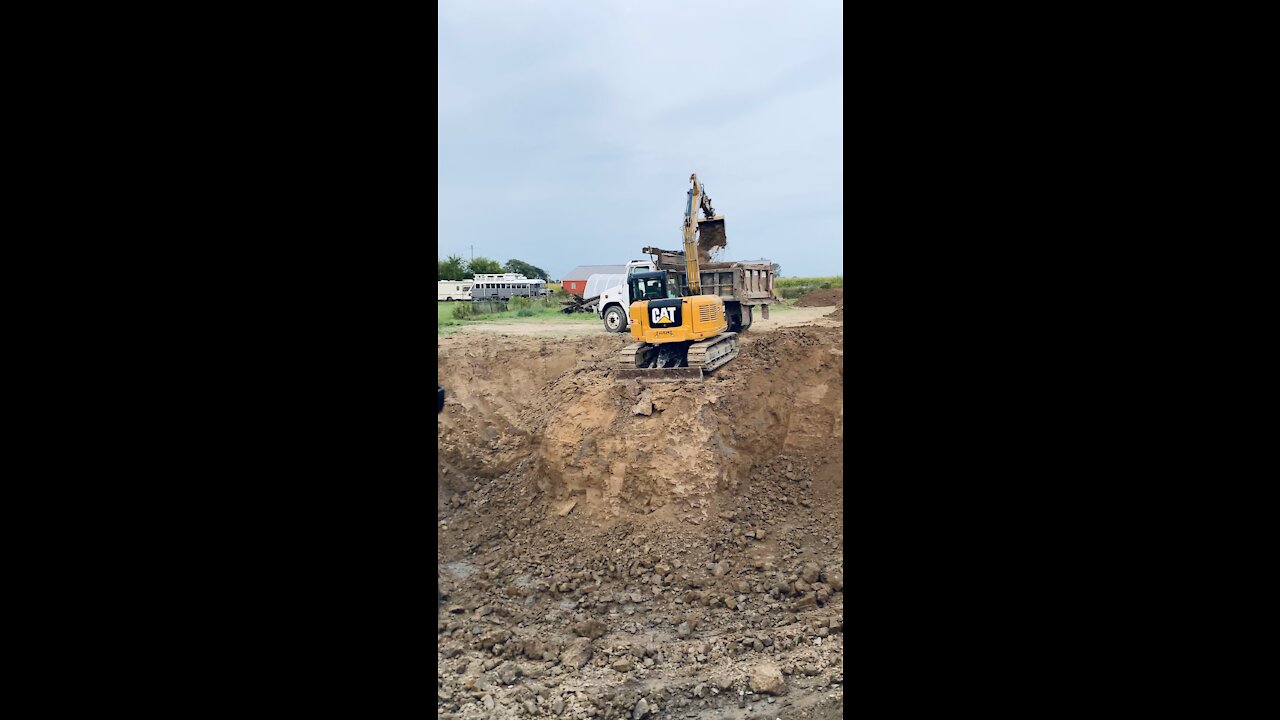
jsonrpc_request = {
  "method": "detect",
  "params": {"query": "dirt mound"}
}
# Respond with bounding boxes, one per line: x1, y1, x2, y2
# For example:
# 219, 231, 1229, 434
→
437, 323, 844, 718
826, 298, 844, 321
794, 288, 843, 307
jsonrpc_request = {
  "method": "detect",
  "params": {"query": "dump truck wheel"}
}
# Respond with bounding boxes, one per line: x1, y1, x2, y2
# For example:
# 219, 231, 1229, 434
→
604, 306, 628, 333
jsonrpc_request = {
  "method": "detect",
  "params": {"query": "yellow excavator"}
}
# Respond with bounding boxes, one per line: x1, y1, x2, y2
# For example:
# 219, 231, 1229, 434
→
615, 174, 739, 381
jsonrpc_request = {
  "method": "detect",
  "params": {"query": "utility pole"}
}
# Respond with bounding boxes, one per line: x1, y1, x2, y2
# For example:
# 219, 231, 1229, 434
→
470, 245, 474, 262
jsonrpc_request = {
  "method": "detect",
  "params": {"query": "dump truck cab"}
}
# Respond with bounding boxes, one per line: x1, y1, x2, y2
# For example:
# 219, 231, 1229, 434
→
598, 260, 658, 332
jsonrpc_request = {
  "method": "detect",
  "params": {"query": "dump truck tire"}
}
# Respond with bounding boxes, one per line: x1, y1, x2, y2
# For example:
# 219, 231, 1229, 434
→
604, 305, 628, 333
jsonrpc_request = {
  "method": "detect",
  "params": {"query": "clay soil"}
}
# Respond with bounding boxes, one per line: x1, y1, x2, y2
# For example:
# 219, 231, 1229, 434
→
438, 313, 844, 719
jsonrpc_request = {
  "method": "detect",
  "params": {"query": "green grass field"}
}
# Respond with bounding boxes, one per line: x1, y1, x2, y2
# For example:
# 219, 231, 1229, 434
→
776, 276, 842, 289
437, 286, 815, 335
775, 276, 842, 299
438, 299, 598, 335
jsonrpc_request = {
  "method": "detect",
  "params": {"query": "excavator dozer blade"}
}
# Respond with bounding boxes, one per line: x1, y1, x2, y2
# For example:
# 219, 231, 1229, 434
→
614, 367, 705, 382
696, 216, 727, 260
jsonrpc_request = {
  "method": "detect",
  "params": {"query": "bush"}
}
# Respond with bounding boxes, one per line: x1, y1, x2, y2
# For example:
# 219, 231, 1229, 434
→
508, 296, 533, 311
819, 282, 832, 289
780, 284, 817, 299
516, 307, 536, 317
452, 303, 474, 320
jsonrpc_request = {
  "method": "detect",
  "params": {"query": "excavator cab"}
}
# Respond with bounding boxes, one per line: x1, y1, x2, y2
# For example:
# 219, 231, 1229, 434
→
629, 271, 679, 301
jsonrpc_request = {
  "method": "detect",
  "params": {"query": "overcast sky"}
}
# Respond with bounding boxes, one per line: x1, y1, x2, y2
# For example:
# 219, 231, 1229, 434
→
438, 0, 842, 279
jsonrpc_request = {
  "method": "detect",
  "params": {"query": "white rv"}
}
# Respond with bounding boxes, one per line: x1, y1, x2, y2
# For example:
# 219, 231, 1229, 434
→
438, 280, 473, 301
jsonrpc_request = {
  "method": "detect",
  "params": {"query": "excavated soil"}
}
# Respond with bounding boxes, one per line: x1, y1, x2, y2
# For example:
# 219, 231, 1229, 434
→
793, 289, 843, 308
438, 319, 844, 719
696, 219, 728, 263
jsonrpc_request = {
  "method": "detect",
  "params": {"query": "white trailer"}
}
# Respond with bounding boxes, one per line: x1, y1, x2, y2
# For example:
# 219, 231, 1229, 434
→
438, 280, 473, 301
470, 273, 548, 301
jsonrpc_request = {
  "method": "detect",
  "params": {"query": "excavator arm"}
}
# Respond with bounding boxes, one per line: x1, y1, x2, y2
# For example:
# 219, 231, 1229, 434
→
684, 174, 725, 295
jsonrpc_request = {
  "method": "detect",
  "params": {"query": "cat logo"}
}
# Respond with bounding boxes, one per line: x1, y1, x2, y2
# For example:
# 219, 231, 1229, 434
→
651, 306, 677, 325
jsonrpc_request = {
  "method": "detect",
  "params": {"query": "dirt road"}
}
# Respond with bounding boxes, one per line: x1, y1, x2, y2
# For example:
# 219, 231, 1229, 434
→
450, 305, 838, 338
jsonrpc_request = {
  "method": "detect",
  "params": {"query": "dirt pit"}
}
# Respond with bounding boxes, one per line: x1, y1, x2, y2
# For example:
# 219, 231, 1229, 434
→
793, 288, 843, 308
438, 320, 844, 719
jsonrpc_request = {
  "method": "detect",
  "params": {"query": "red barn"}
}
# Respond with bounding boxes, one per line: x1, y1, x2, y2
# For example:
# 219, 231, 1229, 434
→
561, 264, 627, 297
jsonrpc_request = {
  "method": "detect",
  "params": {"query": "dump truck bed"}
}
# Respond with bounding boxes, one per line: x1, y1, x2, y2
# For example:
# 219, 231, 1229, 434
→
641, 248, 776, 305
669, 264, 775, 304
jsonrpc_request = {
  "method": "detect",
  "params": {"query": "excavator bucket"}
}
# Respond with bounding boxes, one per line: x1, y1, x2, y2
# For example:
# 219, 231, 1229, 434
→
615, 367, 705, 382
696, 216, 727, 260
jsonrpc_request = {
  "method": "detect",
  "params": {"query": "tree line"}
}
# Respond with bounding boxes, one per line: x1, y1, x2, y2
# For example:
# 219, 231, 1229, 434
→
438, 255, 552, 281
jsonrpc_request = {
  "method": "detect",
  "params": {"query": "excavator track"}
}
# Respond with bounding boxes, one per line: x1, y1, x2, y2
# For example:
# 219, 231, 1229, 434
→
615, 333, 738, 382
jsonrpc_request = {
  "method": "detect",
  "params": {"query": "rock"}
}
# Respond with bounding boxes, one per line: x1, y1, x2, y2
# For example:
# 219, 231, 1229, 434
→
676, 622, 692, 638
801, 563, 820, 584
552, 698, 565, 714
573, 620, 607, 639
612, 658, 632, 672
483, 695, 495, 711
633, 697, 650, 719
561, 638, 593, 670
631, 391, 654, 416
524, 640, 546, 660
524, 700, 538, 715
748, 663, 787, 695
828, 572, 844, 592
793, 593, 817, 610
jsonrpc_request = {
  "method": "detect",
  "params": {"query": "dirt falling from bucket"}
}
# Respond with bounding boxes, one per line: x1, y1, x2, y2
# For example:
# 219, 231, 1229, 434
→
696, 217, 728, 262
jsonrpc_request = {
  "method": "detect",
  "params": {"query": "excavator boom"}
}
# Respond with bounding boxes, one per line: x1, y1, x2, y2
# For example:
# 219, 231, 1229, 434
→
684, 173, 726, 294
